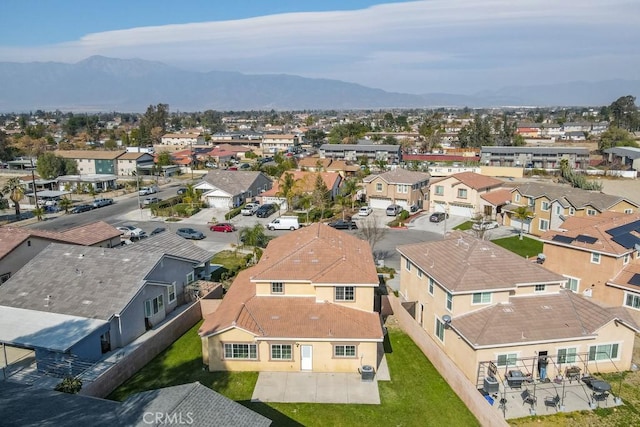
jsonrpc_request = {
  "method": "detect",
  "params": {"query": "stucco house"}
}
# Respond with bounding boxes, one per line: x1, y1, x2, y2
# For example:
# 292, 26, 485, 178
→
396, 233, 639, 385
260, 134, 299, 154
259, 170, 342, 209
540, 212, 640, 309
194, 170, 272, 209
55, 150, 125, 175
429, 172, 505, 218
362, 169, 430, 210
115, 151, 155, 176
199, 223, 384, 373
503, 182, 639, 237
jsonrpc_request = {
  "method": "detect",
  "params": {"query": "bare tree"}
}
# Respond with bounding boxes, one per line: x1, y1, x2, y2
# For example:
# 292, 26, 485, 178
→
358, 217, 387, 253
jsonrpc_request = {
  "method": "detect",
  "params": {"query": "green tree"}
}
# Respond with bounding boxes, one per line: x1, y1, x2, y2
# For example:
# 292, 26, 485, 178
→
276, 172, 296, 213
156, 151, 173, 166
311, 174, 330, 220
240, 223, 268, 263
598, 127, 638, 152
32, 206, 45, 221
513, 206, 533, 240
59, 196, 73, 214
0, 130, 17, 161
610, 95, 639, 131
304, 129, 327, 147
54, 377, 82, 394
340, 178, 359, 210
2, 177, 25, 217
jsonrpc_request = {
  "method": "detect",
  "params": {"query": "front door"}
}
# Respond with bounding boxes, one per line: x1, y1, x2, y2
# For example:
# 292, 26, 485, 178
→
301, 345, 313, 371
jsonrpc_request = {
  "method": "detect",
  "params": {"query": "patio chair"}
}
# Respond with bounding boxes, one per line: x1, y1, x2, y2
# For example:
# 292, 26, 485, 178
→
544, 394, 560, 411
521, 389, 537, 407
592, 391, 609, 407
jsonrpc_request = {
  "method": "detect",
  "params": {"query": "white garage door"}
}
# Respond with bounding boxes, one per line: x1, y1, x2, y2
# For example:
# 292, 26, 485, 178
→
510, 218, 531, 233
207, 196, 231, 209
448, 204, 475, 217
369, 197, 392, 210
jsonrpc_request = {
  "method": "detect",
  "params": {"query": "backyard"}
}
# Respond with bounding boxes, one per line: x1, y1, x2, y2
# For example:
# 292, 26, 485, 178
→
110, 320, 479, 427
492, 236, 543, 259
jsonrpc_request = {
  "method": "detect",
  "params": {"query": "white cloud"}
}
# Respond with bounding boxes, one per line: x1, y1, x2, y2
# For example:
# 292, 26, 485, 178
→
0, 0, 638, 93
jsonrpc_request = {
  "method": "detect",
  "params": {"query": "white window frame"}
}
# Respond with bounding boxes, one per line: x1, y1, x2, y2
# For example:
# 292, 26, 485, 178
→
417, 269, 423, 278
405, 258, 411, 271
472, 292, 492, 305
457, 188, 468, 199
168, 283, 176, 303
539, 218, 549, 231
591, 252, 601, 264
496, 353, 518, 367
270, 344, 293, 360
144, 294, 164, 317
334, 344, 357, 358
446, 292, 453, 311
624, 208, 633, 214
376, 183, 383, 192
223, 343, 258, 360
557, 347, 577, 364
588, 343, 620, 361
271, 282, 284, 294
555, 205, 562, 215
435, 317, 445, 342
335, 286, 355, 302
569, 207, 575, 215
586, 208, 597, 216
186, 271, 195, 284
428, 278, 434, 295
534, 284, 546, 293
623, 254, 630, 265
564, 276, 580, 292
624, 292, 640, 310
435, 185, 444, 196
541, 201, 550, 211
514, 194, 521, 203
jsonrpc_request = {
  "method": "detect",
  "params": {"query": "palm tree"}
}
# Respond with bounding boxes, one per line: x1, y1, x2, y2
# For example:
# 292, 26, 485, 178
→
32, 206, 45, 221
340, 178, 359, 210
240, 223, 267, 263
276, 172, 296, 213
513, 205, 533, 240
59, 196, 73, 214
2, 177, 25, 217
182, 184, 198, 207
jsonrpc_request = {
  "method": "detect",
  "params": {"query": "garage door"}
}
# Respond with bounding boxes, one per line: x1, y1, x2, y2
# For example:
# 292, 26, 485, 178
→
510, 218, 531, 233
207, 196, 231, 209
369, 197, 391, 210
448, 204, 475, 217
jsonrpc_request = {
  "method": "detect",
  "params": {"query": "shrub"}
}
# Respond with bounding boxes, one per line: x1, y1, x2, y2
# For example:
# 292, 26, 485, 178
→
55, 376, 82, 394
399, 210, 410, 220
225, 206, 242, 220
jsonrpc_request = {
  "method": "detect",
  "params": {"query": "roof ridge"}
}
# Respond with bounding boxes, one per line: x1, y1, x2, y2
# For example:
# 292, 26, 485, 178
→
469, 303, 502, 345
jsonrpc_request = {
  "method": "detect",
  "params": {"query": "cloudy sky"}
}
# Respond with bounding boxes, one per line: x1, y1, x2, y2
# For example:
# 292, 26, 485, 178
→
1, 0, 638, 95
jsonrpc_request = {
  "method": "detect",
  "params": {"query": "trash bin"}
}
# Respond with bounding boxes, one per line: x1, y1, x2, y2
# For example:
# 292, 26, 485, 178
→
360, 365, 375, 382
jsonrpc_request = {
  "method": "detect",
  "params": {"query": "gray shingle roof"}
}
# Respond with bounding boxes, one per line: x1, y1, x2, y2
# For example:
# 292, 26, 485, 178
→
0, 243, 163, 320
513, 182, 638, 211
200, 170, 271, 196
481, 146, 589, 155
120, 231, 213, 263
604, 146, 640, 160
363, 168, 430, 184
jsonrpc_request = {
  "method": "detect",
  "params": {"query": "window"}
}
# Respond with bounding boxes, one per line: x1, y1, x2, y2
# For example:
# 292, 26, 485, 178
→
270, 344, 292, 360
186, 272, 195, 284
435, 185, 444, 196
588, 343, 619, 361
497, 353, 517, 367
428, 278, 434, 295
569, 207, 575, 215
168, 283, 176, 303
541, 201, 550, 211
534, 284, 546, 293
557, 347, 577, 364
586, 209, 597, 216
472, 292, 492, 304
446, 292, 452, 311
528, 197, 535, 207
555, 205, 562, 215
515, 194, 521, 203
398, 184, 408, 193
623, 254, 630, 265
335, 286, 355, 301
144, 295, 164, 317
539, 219, 549, 231
564, 276, 580, 292
625, 293, 640, 309
405, 259, 411, 271
457, 188, 467, 199
271, 282, 284, 294
624, 208, 633, 214
334, 345, 356, 358
591, 252, 601, 264
376, 183, 383, 192
417, 269, 423, 278
435, 318, 445, 342
224, 343, 258, 360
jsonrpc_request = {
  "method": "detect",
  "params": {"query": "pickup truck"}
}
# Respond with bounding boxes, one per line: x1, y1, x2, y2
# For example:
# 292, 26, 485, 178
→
139, 186, 158, 196
241, 203, 260, 216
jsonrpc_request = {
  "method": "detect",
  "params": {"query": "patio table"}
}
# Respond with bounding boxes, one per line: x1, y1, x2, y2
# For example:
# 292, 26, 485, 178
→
590, 380, 611, 393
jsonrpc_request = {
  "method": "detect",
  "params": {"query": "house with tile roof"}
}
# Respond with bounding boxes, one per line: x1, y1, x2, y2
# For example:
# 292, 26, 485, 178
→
259, 170, 342, 209
362, 168, 430, 210
0, 221, 122, 284
0, 237, 213, 371
540, 212, 640, 309
503, 182, 639, 237
199, 223, 384, 373
397, 233, 639, 385
194, 170, 272, 209
160, 132, 205, 146
429, 172, 505, 218
261, 134, 299, 154
115, 151, 155, 176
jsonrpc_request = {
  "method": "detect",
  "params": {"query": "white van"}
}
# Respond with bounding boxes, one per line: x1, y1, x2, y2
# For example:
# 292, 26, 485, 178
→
267, 216, 300, 231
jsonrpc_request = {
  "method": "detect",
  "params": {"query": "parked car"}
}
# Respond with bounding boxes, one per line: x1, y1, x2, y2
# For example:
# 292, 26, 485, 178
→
472, 220, 500, 231
386, 204, 403, 216
409, 204, 419, 213
209, 223, 236, 233
139, 186, 158, 196
429, 212, 449, 223
239, 163, 251, 170
176, 227, 205, 240
358, 206, 373, 216
328, 219, 358, 230
241, 202, 261, 216
177, 187, 187, 195
70, 204, 93, 214
150, 227, 166, 236
143, 197, 161, 206
267, 216, 300, 231
92, 198, 113, 208
255, 204, 277, 218
117, 225, 146, 239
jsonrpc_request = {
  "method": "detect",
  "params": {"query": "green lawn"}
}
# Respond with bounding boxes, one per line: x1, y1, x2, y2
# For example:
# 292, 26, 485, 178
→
491, 236, 543, 259
454, 221, 473, 231
110, 322, 479, 427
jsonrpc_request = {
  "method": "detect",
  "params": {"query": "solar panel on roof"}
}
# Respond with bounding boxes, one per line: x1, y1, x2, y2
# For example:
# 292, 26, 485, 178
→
612, 233, 640, 249
629, 274, 640, 287
552, 235, 575, 244
575, 234, 598, 244
606, 220, 640, 237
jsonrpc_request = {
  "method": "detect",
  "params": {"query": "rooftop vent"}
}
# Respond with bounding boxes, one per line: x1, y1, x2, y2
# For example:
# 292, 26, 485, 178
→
310, 315, 319, 320
502, 308, 514, 313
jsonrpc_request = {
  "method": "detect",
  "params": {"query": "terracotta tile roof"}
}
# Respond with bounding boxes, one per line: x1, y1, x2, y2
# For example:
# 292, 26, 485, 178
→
298, 157, 331, 169
54, 150, 126, 160
608, 262, 640, 292
513, 182, 639, 211
452, 172, 503, 190
452, 290, 640, 347
397, 233, 565, 293
363, 169, 430, 185
198, 268, 383, 340
215, 143, 252, 153
251, 223, 378, 284
541, 212, 640, 256
480, 189, 513, 206
262, 171, 341, 197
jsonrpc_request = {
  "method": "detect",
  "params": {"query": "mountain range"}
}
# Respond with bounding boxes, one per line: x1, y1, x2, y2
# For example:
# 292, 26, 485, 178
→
0, 56, 638, 112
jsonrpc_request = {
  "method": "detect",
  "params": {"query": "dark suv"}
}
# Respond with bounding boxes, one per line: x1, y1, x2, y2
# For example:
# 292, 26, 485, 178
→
429, 212, 449, 223
255, 204, 276, 218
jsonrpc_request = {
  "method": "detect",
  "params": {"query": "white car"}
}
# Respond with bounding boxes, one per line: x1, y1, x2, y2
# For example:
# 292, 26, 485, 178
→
117, 225, 146, 239
358, 206, 373, 216
472, 220, 500, 231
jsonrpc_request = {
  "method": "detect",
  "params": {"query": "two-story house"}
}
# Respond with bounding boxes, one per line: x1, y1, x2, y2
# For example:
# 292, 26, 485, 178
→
199, 224, 384, 373
540, 212, 640, 308
160, 132, 206, 146
397, 233, 639, 385
260, 134, 299, 154
503, 182, 639, 237
115, 151, 155, 176
480, 146, 590, 169
318, 143, 402, 164
55, 150, 124, 175
363, 169, 430, 210
429, 172, 504, 218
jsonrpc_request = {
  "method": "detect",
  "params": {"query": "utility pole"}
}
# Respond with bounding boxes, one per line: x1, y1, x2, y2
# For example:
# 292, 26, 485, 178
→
30, 158, 39, 209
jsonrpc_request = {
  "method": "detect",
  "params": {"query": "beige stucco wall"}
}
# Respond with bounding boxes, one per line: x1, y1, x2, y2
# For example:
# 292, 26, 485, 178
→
255, 281, 315, 296
480, 166, 524, 178
366, 176, 425, 206
204, 328, 378, 373
315, 286, 375, 311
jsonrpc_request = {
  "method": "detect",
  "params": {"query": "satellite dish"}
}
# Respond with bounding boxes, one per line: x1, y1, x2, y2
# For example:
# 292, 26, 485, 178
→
442, 315, 452, 324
